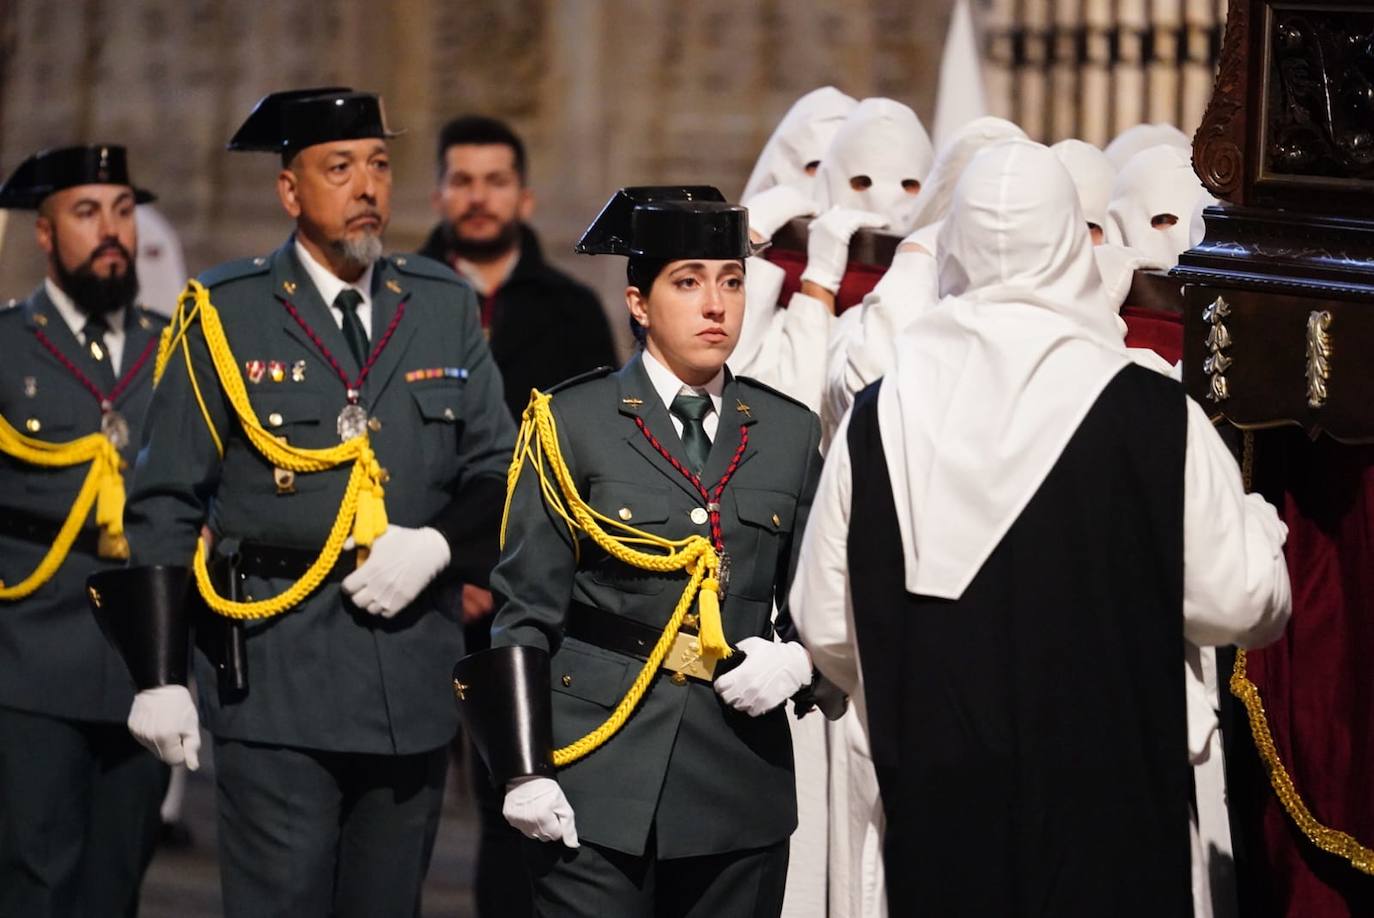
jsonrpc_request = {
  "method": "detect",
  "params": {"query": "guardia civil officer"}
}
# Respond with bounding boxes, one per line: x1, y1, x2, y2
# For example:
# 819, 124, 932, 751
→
0, 146, 169, 917
454, 187, 824, 917
89, 88, 516, 916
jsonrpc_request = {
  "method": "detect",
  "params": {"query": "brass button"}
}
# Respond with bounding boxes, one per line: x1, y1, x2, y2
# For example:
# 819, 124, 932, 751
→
771, 513, 781, 527
24, 417, 40, 433
682, 613, 698, 629
442, 407, 455, 421
618, 507, 633, 521
561, 674, 573, 687
690, 507, 708, 525
267, 412, 284, 427
367, 416, 382, 432
670, 672, 687, 686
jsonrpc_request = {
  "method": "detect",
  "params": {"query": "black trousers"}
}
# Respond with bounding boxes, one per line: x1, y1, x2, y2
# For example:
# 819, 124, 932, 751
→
0, 705, 168, 918
526, 832, 789, 918
215, 738, 448, 918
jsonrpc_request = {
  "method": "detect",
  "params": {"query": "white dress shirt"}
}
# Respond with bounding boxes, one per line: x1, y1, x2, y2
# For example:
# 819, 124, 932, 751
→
294, 238, 374, 337
45, 277, 126, 372
640, 348, 723, 441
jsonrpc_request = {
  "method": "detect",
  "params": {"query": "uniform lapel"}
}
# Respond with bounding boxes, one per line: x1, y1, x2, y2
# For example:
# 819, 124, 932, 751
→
24, 286, 94, 387
272, 241, 358, 378
698, 370, 758, 485
112, 308, 160, 408
358, 257, 417, 402
617, 355, 706, 503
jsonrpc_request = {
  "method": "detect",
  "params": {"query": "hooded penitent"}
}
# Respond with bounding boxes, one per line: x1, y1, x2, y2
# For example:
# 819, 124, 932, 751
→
1103, 122, 1191, 170
1051, 138, 1116, 233
814, 97, 934, 235
1103, 144, 1214, 266
879, 140, 1129, 598
741, 87, 858, 203
907, 116, 1027, 236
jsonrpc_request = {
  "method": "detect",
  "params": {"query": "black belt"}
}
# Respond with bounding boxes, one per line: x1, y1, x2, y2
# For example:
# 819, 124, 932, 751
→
0, 506, 101, 557
234, 540, 359, 583
566, 600, 744, 684
566, 601, 665, 662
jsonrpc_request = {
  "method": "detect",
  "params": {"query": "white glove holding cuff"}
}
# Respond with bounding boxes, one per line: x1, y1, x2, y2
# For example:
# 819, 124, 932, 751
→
128, 685, 201, 770
342, 525, 451, 618
744, 184, 818, 241
503, 776, 579, 848
714, 636, 813, 717
800, 207, 890, 293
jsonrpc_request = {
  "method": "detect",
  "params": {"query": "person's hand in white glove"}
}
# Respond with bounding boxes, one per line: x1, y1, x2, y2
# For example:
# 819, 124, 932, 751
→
342, 525, 451, 618
800, 207, 890, 294
714, 636, 814, 717
744, 184, 818, 243
128, 685, 201, 770
503, 776, 579, 848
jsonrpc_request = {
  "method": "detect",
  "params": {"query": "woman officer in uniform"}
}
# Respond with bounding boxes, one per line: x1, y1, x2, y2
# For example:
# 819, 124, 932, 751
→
454, 186, 824, 918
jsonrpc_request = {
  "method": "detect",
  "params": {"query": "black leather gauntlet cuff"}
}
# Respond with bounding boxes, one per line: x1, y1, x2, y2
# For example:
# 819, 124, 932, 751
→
453, 645, 556, 787
87, 566, 194, 690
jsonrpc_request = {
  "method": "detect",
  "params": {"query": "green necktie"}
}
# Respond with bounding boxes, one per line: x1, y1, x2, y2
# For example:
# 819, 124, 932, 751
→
669, 392, 713, 475
334, 288, 369, 369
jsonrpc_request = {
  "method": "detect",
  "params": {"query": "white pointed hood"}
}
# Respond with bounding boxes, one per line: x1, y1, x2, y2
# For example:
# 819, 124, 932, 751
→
1103, 122, 1191, 170
909, 116, 1027, 234
1051, 138, 1116, 231
931, 0, 989, 150
815, 97, 934, 234
877, 140, 1130, 598
1104, 144, 1214, 266
741, 87, 858, 203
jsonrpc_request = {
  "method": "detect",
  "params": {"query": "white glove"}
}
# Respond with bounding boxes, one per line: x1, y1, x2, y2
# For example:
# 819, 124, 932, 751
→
503, 776, 579, 848
128, 685, 201, 770
342, 525, 451, 618
744, 184, 818, 241
800, 207, 890, 293
714, 636, 813, 717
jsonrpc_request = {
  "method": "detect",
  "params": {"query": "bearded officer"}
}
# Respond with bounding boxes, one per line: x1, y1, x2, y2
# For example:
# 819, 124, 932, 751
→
0, 145, 169, 917
89, 88, 516, 917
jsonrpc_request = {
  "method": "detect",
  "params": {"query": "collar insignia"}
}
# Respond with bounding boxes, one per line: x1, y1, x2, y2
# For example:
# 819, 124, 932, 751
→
621, 397, 644, 408
735, 399, 752, 417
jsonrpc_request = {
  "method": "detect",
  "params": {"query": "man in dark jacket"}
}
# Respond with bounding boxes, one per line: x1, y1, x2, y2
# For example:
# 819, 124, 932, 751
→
419, 115, 617, 419
420, 114, 616, 917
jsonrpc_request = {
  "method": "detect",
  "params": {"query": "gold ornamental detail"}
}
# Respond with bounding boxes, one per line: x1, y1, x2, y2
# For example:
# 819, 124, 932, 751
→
1204, 296, 1232, 402
1305, 310, 1332, 409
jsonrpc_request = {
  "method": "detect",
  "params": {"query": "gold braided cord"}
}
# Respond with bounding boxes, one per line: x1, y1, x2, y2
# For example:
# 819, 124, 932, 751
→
0, 414, 125, 599
163, 280, 389, 620
1230, 429, 1374, 875
503, 389, 728, 767
1230, 651, 1374, 875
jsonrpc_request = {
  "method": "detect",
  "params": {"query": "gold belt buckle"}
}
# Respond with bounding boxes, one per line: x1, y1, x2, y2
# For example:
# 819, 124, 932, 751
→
662, 630, 717, 683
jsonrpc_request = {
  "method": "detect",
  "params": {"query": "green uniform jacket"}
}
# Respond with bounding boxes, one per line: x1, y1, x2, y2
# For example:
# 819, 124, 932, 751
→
0, 289, 167, 722
490, 354, 823, 859
125, 240, 515, 755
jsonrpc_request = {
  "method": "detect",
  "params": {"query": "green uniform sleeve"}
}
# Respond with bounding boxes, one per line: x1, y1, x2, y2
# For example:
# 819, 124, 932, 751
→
487, 399, 579, 656
125, 316, 230, 567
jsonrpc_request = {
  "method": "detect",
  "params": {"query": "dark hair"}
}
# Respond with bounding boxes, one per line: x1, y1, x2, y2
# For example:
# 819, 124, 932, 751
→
625, 258, 669, 346
436, 115, 527, 183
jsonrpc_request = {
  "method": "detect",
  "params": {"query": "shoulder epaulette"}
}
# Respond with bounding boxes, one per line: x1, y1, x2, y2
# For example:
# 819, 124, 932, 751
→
390, 253, 464, 284
735, 374, 811, 412
198, 255, 271, 289
545, 365, 615, 395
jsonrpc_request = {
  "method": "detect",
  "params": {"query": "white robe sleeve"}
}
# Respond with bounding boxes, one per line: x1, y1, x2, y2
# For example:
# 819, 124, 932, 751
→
733, 256, 833, 413
791, 411, 861, 695
1181, 396, 1292, 648
821, 250, 938, 444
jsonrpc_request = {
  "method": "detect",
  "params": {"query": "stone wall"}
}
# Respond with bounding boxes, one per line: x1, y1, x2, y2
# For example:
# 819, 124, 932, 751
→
0, 0, 955, 345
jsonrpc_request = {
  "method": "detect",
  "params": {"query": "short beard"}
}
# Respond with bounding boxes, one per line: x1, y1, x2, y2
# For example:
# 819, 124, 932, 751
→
330, 231, 384, 271
441, 216, 520, 263
51, 238, 139, 318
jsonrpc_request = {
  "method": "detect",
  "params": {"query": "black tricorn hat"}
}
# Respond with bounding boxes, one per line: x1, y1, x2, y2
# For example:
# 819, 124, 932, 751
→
575, 185, 762, 259
227, 87, 402, 157
0, 145, 156, 210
